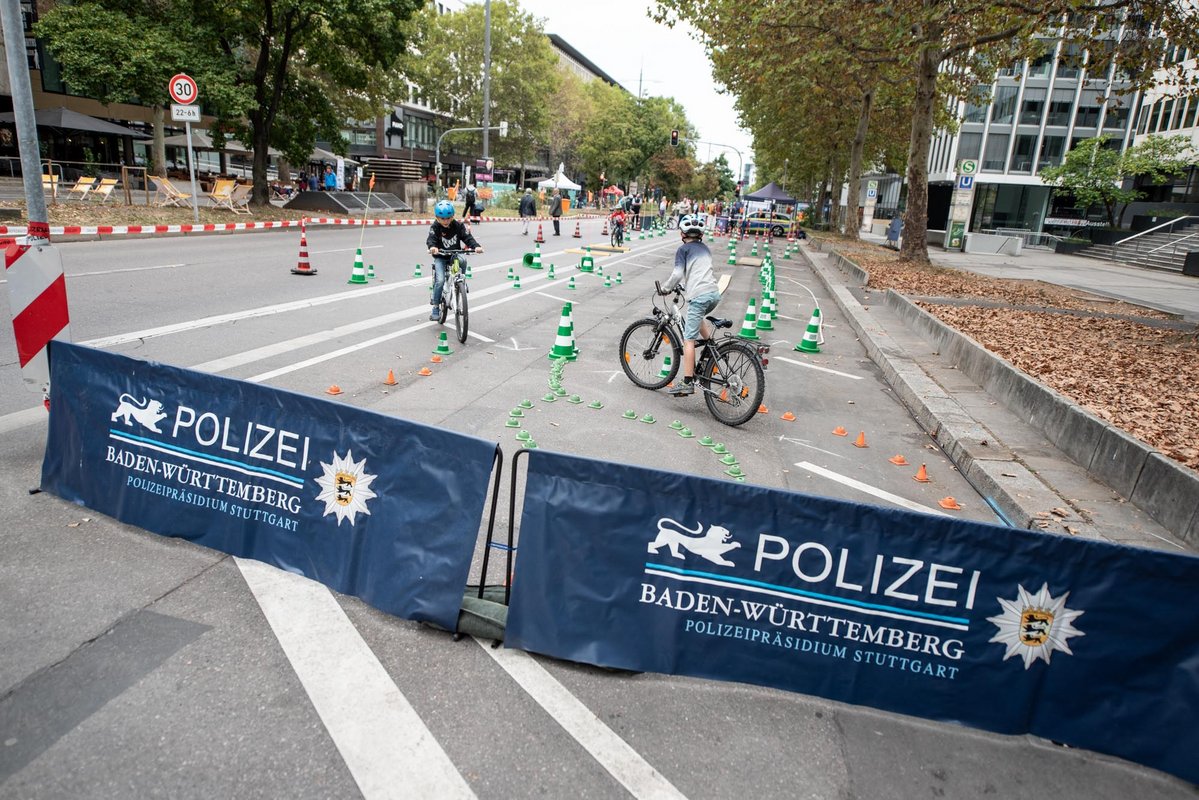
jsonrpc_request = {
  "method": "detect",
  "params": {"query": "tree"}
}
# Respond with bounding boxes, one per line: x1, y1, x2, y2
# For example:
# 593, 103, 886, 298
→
37, 0, 423, 205
544, 70, 595, 188
1040, 134, 1193, 227
407, 0, 558, 183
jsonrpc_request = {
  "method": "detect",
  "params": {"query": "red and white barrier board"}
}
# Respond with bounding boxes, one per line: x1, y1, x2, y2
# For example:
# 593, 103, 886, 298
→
5, 226, 71, 393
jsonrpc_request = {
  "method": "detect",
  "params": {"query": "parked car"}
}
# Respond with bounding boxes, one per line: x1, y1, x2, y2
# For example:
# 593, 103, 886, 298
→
742, 212, 793, 237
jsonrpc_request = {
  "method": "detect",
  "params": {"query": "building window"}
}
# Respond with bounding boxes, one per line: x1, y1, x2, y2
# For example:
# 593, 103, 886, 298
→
1074, 89, 1103, 129
963, 92, 988, 123
957, 132, 982, 161
992, 86, 1018, 124
1103, 100, 1130, 132
1137, 102, 1154, 134
1020, 88, 1047, 125
1047, 88, 1074, 126
1038, 135, 1066, 170
1155, 98, 1175, 132
1028, 47, 1054, 79
983, 133, 1010, 171
1010, 134, 1037, 173
1183, 99, 1198, 130
1057, 44, 1082, 78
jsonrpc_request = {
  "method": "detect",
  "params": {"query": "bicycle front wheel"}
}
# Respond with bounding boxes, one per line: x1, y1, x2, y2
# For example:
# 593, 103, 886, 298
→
619, 319, 681, 389
454, 281, 469, 343
702, 339, 766, 426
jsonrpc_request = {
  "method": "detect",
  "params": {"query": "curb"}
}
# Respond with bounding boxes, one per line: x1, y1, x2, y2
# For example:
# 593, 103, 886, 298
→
802, 243, 1199, 547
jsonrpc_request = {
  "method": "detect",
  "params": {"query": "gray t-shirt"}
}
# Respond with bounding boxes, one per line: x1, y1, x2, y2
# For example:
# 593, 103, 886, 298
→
663, 240, 719, 299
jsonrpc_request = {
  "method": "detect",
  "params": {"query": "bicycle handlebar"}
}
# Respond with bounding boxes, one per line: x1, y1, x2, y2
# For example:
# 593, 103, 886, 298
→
654, 280, 682, 297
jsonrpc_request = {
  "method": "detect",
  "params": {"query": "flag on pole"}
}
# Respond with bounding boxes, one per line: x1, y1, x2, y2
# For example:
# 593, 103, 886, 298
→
369, 173, 376, 191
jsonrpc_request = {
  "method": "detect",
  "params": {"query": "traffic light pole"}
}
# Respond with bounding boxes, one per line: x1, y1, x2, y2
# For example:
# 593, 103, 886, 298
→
678, 136, 744, 195
434, 123, 507, 190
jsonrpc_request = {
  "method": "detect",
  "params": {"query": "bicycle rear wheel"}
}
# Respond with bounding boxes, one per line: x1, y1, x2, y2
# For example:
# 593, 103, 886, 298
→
701, 339, 766, 426
454, 280, 469, 343
619, 319, 680, 389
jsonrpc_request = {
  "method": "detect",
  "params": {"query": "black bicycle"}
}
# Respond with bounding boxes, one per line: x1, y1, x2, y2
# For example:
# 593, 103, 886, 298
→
618, 283, 768, 427
434, 249, 474, 344
610, 220, 625, 248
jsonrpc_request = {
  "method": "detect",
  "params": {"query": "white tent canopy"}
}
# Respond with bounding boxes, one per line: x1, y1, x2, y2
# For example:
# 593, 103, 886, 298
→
537, 163, 581, 191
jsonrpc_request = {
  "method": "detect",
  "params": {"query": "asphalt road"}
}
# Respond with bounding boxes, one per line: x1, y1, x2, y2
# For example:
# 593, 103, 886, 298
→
2, 221, 1194, 799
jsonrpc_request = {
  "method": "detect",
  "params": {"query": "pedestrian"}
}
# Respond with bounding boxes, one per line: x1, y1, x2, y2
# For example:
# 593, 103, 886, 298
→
323, 164, 336, 191
658, 214, 721, 397
549, 189, 563, 235
631, 194, 643, 231
519, 187, 537, 235
463, 184, 477, 222
659, 196, 667, 222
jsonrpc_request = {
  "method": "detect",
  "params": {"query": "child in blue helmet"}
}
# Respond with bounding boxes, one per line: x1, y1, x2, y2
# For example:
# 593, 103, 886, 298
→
426, 200, 483, 320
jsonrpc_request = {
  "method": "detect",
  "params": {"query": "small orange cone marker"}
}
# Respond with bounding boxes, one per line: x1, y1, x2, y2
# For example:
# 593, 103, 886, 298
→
383, 370, 397, 386
418, 367, 432, 377
939, 497, 962, 510
781, 411, 796, 421
758, 404, 769, 414
430, 355, 443, 364
325, 384, 343, 395
913, 464, 931, 483
853, 431, 868, 448
832, 426, 848, 436
889, 454, 909, 466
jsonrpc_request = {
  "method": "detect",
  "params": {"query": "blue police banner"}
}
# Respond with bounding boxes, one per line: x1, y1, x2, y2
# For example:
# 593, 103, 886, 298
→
506, 450, 1199, 784
41, 342, 497, 631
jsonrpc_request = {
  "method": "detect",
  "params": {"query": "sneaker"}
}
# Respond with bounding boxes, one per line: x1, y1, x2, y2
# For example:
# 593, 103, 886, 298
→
667, 381, 695, 397
429, 308, 439, 321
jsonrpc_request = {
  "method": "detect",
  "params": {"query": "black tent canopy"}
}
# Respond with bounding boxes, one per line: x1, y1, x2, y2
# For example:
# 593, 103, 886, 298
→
0, 107, 149, 138
744, 181, 796, 204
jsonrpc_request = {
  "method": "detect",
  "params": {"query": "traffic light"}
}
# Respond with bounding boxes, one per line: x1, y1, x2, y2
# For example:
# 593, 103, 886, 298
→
670, 129, 679, 147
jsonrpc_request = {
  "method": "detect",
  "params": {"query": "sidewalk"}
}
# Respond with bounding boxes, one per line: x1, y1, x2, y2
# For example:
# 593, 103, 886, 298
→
796, 236, 1197, 553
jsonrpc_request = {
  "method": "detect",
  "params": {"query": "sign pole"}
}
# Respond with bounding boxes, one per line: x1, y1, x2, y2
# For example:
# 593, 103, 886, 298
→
184, 120, 199, 223
168, 73, 201, 224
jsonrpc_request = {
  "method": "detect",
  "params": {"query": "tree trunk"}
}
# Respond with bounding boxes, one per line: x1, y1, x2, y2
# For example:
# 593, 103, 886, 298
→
151, 105, 166, 177
277, 159, 291, 185
250, 111, 270, 206
900, 43, 941, 264
844, 86, 875, 242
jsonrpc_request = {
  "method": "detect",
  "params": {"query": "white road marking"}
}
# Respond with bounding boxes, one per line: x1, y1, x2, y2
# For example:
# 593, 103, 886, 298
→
778, 434, 845, 459
793, 461, 948, 517
468, 330, 496, 343
0, 406, 47, 435
236, 558, 475, 799
773, 355, 863, 380
72, 263, 185, 277
477, 640, 687, 800
309, 245, 385, 254
535, 291, 572, 303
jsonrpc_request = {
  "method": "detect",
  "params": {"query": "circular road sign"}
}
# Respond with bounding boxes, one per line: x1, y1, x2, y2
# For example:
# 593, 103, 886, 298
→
958, 159, 978, 176
169, 73, 198, 105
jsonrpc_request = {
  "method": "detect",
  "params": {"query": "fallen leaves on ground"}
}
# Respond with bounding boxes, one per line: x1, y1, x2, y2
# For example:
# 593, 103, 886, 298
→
812, 235, 1199, 471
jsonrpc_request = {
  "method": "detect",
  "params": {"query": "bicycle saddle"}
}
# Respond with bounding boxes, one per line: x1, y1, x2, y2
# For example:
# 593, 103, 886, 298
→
707, 317, 733, 329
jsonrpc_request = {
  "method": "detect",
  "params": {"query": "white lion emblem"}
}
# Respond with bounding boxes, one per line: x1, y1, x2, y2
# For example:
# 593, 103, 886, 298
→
111, 393, 168, 434
647, 518, 741, 567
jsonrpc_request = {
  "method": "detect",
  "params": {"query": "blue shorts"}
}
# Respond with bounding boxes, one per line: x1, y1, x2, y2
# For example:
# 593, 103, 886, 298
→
684, 291, 721, 340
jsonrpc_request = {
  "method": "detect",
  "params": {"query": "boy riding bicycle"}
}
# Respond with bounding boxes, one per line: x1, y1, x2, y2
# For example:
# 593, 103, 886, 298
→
610, 207, 626, 242
659, 214, 720, 397
427, 200, 483, 320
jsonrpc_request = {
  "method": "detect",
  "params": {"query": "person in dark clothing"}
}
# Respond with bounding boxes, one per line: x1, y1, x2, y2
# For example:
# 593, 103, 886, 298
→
426, 200, 483, 320
463, 184, 477, 221
549, 189, 563, 235
519, 188, 537, 235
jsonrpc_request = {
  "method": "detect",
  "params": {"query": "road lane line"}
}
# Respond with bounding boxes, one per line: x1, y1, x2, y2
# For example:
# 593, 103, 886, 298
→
468, 330, 496, 343
309, 245, 384, 254
794, 461, 948, 516
476, 640, 687, 800
237, 558, 475, 799
773, 355, 863, 380
70, 263, 185, 278
535, 291, 571, 303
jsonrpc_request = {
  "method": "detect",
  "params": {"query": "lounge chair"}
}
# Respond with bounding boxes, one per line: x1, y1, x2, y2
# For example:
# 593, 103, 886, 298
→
89, 178, 120, 203
150, 176, 191, 207
42, 173, 60, 199
205, 179, 236, 206
216, 183, 252, 214
65, 177, 97, 200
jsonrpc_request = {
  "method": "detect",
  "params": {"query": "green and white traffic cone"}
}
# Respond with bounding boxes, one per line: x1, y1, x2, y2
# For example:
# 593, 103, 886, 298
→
433, 332, 453, 356
466, 263, 473, 278
756, 290, 775, 331
531, 243, 543, 269
737, 298, 761, 340
506, 266, 515, 280
604, 274, 612, 288
347, 248, 368, 285
367, 263, 376, 279
513, 273, 522, 289
727, 250, 737, 266
548, 263, 556, 280
616, 272, 623, 284
658, 354, 673, 380
548, 305, 578, 361
796, 307, 822, 353
580, 246, 595, 273
568, 276, 576, 290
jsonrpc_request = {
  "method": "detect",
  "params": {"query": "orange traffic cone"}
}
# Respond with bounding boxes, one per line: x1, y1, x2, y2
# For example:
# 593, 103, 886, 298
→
758, 404, 769, 414
418, 367, 432, 377
889, 454, 908, 466
292, 219, 317, 275
939, 497, 962, 510
572, 221, 582, 238
781, 411, 796, 421
325, 384, 343, 395
832, 426, 848, 436
535, 224, 545, 244
383, 370, 397, 386
430, 355, 443, 364
852, 431, 868, 448
913, 464, 931, 483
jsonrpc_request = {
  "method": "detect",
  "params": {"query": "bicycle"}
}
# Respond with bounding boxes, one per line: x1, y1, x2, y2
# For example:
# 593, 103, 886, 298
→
433, 248, 474, 344
610, 220, 625, 248
618, 282, 769, 427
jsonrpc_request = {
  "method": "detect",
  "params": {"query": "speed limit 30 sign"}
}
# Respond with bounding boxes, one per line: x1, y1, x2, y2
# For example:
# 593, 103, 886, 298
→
169, 73, 198, 105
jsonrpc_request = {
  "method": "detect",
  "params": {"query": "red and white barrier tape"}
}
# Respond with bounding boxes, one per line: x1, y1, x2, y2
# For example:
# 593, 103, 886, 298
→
0, 214, 606, 239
